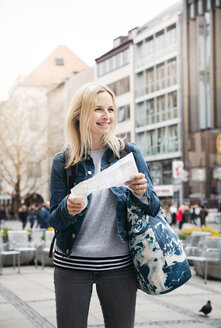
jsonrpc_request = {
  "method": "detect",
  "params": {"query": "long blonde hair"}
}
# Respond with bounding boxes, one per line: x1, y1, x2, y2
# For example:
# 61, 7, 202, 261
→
65, 82, 124, 167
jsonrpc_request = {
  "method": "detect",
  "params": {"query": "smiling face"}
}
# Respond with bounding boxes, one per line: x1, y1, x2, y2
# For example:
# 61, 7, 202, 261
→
89, 91, 115, 149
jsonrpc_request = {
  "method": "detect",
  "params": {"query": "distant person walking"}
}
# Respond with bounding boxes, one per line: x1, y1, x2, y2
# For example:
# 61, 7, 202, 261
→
40, 202, 50, 229
170, 201, 178, 226
176, 205, 184, 230
18, 205, 28, 229
28, 204, 36, 229
199, 205, 208, 226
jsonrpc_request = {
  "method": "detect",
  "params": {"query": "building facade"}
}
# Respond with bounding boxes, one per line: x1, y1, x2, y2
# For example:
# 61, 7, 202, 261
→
95, 31, 136, 142
183, 0, 221, 208
133, 2, 184, 203
0, 46, 89, 209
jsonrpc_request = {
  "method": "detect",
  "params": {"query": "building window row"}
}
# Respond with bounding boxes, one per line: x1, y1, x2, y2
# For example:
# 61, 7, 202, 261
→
149, 160, 172, 186
136, 91, 177, 127
117, 104, 130, 122
135, 24, 177, 68
188, 0, 221, 20
97, 48, 130, 77
135, 58, 177, 98
136, 124, 179, 157
108, 76, 130, 97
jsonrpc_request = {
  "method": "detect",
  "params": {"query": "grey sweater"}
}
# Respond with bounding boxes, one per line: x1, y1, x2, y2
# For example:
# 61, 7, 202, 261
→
71, 148, 130, 257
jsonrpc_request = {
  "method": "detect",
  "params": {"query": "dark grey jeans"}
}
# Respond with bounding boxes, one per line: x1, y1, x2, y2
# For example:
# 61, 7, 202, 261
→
54, 266, 137, 328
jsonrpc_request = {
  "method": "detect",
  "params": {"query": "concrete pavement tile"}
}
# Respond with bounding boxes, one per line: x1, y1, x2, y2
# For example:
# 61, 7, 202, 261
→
1, 274, 54, 302
0, 303, 35, 327
141, 307, 191, 321
29, 299, 56, 325
0, 294, 6, 303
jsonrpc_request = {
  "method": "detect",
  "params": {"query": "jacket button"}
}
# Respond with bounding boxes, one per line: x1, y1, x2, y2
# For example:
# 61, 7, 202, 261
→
88, 170, 92, 175
72, 233, 75, 238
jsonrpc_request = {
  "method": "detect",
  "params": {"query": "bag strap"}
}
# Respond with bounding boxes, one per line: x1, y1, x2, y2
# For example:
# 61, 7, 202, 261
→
49, 151, 78, 258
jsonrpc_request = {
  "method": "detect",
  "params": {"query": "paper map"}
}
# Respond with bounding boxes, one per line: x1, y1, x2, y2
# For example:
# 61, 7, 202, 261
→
70, 152, 138, 209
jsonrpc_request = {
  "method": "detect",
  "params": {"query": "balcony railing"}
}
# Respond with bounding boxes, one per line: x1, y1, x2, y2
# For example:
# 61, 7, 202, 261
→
135, 43, 177, 69
136, 107, 178, 128
135, 74, 177, 98
139, 139, 179, 157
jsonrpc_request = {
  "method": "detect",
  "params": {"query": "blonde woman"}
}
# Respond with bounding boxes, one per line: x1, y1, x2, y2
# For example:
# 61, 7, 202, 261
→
49, 82, 160, 328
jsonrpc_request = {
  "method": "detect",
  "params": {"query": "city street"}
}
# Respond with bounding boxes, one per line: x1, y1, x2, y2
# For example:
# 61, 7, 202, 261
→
0, 265, 221, 328
0, 220, 221, 328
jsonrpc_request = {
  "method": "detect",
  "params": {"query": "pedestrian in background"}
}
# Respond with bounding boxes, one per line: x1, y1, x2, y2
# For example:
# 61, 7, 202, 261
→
176, 204, 184, 230
18, 205, 28, 229
40, 202, 50, 229
28, 204, 36, 229
170, 201, 178, 226
163, 204, 172, 225
199, 205, 208, 226
49, 82, 160, 328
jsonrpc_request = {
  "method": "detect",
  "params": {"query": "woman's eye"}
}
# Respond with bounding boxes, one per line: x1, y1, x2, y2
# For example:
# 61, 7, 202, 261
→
108, 108, 114, 112
95, 107, 101, 111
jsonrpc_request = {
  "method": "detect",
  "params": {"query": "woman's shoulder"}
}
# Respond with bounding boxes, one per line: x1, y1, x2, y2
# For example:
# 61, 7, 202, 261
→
52, 152, 65, 168
125, 142, 142, 155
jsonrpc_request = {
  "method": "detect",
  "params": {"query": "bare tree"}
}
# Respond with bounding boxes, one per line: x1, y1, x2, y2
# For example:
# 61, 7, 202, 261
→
0, 90, 49, 216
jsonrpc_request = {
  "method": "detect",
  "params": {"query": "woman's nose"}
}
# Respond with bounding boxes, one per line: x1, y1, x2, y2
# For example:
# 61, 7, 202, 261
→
102, 108, 109, 118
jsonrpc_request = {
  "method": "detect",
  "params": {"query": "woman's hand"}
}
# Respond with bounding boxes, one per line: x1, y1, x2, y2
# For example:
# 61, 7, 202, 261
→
67, 195, 84, 215
125, 173, 147, 195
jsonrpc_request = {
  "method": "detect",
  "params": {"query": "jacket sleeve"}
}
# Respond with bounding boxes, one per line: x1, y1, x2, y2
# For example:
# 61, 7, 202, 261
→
129, 144, 161, 217
49, 153, 74, 231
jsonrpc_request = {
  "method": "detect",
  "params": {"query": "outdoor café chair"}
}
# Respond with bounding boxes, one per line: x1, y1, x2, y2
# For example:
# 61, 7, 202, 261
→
41, 230, 54, 269
0, 234, 20, 275
8, 230, 38, 267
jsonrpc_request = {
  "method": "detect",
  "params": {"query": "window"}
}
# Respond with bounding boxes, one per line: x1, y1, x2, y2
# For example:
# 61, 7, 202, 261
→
145, 68, 154, 93
156, 63, 165, 90
189, 2, 196, 20
145, 36, 154, 55
197, 0, 204, 15
166, 24, 176, 45
167, 58, 177, 86
55, 58, 64, 66
108, 77, 130, 97
117, 104, 130, 122
168, 91, 177, 119
146, 99, 155, 125
135, 41, 143, 59
155, 30, 164, 52
168, 125, 178, 152
135, 71, 145, 97
156, 96, 165, 122
215, 0, 221, 7
97, 48, 130, 77
136, 102, 145, 127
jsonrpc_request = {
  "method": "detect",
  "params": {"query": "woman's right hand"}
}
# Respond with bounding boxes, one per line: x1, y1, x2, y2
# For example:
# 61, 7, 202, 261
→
67, 195, 84, 215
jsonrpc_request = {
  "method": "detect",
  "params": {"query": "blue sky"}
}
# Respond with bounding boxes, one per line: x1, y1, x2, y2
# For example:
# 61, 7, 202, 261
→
0, 0, 179, 100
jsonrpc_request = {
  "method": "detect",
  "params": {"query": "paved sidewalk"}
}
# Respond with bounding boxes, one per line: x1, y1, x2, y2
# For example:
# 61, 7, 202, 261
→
0, 266, 221, 328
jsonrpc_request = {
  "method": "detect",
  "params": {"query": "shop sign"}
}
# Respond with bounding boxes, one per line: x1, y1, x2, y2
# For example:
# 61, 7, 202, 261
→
213, 167, 221, 180
154, 185, 173, 197
172, 160, 184, 179
191, 168, 206, 182
216, 134, 221, 154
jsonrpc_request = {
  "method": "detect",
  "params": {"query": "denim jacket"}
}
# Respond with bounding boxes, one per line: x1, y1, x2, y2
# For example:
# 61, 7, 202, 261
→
49, 143, 160, 256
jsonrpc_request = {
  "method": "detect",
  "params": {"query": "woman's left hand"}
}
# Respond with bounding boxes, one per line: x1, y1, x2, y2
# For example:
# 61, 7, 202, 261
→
125, 173, 147, 195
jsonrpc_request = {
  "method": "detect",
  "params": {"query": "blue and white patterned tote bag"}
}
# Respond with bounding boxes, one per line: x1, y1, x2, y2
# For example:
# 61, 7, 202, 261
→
127, 204, 192, 295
